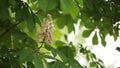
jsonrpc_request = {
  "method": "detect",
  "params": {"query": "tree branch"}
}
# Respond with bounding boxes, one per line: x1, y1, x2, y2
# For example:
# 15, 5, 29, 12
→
0, 22, 21, 38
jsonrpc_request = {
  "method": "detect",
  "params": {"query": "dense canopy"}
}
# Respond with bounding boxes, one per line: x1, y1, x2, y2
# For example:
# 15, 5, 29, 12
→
0, 0, 120, 68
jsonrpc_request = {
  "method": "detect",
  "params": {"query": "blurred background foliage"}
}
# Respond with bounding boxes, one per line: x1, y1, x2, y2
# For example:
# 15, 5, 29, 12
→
0, 0, 120, 68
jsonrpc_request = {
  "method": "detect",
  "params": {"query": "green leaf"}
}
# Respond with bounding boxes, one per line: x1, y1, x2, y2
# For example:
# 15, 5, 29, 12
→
15, 7, 24, 21
38, 0, 58, 12
44, 43, 53, 50
48, 61, 67, 68
26, 13, 36, 33
60, 0, 79, 19
25, 37, 38, 48
116, 47, 120, 52
67, 20, 75, 33
33, 54, 44, 68
84, 0, 94, 10
70, 60, 84, 68
22, 5, 36, 32
113, 33, 117, 41
81, 13, 95, 29
56, 15, 75, 33
101, 39, 106, 47
0, 0, 9, 20
57, 49, 69, 63
51, 49, 58, 57
64, 35, 68, 41
34, 15, 41, 26
55, 40, 65, 47
56, 15, 66, 29
57, 46, 74, 59
91, 54, 96, 59
86, 54, 90, 61
14, 1, 28, 21
82, 29, 93, 38
18, 49, 34, 62
44, 43, 57, 57
92, 32, 98, 45
12, 30, 27, 40
90, 62, 96, 67
70, 45, 76, 57
113, 25, 119, 41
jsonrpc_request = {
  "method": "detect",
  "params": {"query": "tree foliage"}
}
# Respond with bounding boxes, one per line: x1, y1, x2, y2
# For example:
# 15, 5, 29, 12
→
0, 0, 120, 68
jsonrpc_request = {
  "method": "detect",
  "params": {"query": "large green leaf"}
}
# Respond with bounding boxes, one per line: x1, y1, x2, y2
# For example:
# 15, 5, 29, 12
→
16, 4, 36, 33
56, 15, 75, 33
26, 12, 36, 33
18, 49, 34, 62
57, 46, 83, 68
57, 46, 74, 59
38, 0, 58, 12
60, 0, 79, 19
56, 15, 67, 29
33, 54, 44, 68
